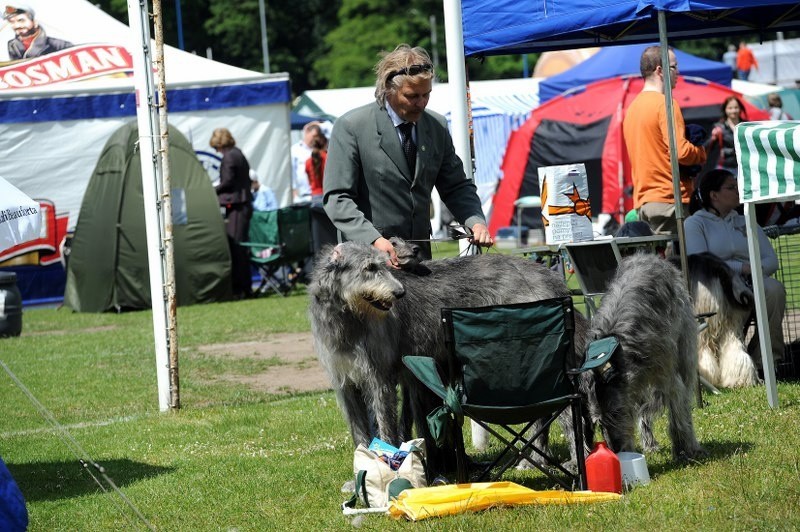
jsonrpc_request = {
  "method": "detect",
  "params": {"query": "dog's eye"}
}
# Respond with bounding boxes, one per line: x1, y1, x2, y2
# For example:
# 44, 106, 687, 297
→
365, 263, 378, 273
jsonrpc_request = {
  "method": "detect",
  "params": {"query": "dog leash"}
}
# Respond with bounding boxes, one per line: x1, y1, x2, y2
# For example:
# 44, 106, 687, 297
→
405, 225, 488, 255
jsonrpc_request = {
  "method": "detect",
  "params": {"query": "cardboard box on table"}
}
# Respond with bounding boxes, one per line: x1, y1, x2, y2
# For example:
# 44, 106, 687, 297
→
537, 163, 594, 244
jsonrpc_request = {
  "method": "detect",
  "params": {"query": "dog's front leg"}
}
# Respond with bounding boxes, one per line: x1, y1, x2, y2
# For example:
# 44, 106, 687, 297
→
637, 396, 663, 453
336, 383, 374, 447
667, 375, 707, 460
367, 377, 401, 446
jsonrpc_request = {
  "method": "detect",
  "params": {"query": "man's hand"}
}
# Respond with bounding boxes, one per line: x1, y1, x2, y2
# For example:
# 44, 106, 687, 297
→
373, 237, 399, 268
470, 223, 494, 247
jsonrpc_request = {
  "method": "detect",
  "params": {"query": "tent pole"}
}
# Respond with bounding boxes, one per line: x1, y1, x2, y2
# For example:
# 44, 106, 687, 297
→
445, 2, 489, 445
657, 11, 688, 284
444, 0, 477, 258
127, 0, 172, 412
443, 0, 472, 183
658, 11, 702, 407
153, 0, 181, 409
744, 202, 779, 408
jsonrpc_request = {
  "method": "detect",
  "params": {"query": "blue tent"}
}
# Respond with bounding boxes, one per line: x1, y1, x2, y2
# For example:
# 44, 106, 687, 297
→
462, 0, 800, 57
538, 44, 732, 103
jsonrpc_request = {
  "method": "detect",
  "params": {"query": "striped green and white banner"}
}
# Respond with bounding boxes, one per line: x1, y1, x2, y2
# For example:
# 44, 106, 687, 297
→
735, 121, 800, 203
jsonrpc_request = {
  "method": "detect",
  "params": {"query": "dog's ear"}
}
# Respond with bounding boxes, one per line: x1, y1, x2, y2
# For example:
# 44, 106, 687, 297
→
317, 243, 345, 273
736, 283, 754, 307
329, 244, 345, 264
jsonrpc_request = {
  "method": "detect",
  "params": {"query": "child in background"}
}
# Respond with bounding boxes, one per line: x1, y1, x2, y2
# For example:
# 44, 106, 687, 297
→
767, 92, 791, 120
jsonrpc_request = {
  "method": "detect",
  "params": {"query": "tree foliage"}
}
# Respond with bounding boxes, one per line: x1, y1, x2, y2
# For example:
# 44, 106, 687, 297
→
84, 2, 800, 97
314, 0, 436, 88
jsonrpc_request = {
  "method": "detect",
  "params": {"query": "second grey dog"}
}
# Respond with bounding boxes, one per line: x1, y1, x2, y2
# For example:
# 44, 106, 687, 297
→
308, 240, 588, 469
583, 253, 706, 461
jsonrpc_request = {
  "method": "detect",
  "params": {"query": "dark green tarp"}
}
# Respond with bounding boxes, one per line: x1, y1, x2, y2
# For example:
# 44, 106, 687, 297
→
64, 121, 232, 312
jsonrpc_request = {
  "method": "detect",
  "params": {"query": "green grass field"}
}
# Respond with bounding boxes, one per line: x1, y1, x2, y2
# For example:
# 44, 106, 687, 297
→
2, 245, 800, 530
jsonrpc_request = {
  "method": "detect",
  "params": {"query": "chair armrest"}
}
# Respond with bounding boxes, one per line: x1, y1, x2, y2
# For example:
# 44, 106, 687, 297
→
240, 242, 280, 249
570, 336, 619, 374
402, 356, 448, 400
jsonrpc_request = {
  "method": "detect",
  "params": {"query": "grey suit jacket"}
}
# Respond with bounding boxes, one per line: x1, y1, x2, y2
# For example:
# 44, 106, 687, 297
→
323, 101, 485, 257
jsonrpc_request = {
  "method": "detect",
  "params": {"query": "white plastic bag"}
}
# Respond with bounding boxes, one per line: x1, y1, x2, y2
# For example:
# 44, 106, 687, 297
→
343, 438, 427, 511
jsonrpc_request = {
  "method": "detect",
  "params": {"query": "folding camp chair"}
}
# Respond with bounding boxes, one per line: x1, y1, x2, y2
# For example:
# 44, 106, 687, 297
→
563, 239, 622, 318
240, 205, 313, 296
403, 297, 590, 489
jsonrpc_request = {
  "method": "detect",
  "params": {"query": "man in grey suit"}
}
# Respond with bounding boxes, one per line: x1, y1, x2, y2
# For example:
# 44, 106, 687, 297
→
323, 44, 492, 264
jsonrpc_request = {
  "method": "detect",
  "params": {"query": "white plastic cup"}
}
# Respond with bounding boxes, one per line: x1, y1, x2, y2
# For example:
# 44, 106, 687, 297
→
617, 452, 650, 490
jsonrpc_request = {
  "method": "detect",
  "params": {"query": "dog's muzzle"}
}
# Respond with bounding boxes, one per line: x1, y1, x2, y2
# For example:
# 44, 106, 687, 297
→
364, 295, 394, 311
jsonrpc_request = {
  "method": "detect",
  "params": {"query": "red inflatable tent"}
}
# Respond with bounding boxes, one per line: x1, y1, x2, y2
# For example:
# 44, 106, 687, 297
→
489, 75, 769, 235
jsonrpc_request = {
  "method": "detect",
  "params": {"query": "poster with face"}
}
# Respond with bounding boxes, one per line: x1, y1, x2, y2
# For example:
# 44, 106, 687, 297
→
0, 2, 133, 89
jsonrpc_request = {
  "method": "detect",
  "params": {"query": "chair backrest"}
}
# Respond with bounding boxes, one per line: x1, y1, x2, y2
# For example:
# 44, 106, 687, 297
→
247, 210, 280, 255
564, 240, 622, 296
277, 205, 312, 261
246, 206, 312, 262
441, 297, 576, 407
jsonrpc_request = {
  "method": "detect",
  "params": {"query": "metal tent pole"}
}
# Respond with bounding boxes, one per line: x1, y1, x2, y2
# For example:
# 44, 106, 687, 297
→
126, 0, 175, 411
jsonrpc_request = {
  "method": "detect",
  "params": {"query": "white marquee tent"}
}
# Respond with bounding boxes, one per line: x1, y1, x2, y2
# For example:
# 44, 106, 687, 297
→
0, 0, 293, 231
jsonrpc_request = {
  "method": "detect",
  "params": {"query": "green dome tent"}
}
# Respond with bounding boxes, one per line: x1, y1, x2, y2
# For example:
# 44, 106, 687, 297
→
64, 121, 232, 312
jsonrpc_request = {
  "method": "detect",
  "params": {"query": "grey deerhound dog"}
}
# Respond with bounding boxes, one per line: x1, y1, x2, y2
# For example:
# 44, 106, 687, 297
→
582, 253, 706, 461
308, 239, 588, 470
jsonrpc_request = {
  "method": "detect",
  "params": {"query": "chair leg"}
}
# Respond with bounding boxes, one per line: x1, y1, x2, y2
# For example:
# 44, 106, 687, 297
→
571, 399, 588, 490
454, 420, 468, 484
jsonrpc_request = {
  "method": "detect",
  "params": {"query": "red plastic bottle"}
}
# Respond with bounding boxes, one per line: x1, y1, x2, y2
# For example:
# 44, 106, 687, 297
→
585, 441, 622, 493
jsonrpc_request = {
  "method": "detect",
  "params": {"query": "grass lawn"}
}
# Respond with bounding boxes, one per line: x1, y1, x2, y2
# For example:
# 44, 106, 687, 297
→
2, 245, 800, 530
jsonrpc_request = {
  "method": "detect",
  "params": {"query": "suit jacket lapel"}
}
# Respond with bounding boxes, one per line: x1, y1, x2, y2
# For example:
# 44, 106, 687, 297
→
377, 105, 414, 181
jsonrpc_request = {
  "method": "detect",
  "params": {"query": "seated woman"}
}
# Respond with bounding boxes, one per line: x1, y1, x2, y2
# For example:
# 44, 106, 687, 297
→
685, 169, 786, 368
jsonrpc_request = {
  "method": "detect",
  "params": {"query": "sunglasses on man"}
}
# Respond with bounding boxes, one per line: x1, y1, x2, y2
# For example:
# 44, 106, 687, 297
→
387, 63, 433, 82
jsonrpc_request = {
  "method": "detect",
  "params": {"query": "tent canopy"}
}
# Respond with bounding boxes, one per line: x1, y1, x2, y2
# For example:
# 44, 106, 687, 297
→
539, 43, 732, 103
462, 0, 800, 57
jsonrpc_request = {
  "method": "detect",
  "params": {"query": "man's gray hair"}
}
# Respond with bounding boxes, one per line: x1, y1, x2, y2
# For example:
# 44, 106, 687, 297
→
374, 44, 435, 105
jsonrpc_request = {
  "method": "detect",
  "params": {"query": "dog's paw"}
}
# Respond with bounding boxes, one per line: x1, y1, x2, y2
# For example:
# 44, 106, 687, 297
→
561, 459, 579, 474
675, 445, 709, 462
515, 457, 537, 470
641, 441, 660, 453
341, 479, 356, 493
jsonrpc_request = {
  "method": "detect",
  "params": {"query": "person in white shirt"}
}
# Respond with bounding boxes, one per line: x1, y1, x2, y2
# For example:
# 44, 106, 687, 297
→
290, 121, 322, 203
685, 169, 786, 364
722, 44, 737, 73
250, 169, 277, 212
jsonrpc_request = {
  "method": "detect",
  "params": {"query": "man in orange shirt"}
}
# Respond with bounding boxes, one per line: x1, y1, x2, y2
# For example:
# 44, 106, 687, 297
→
736, 41, 759, 81
623, 46, 707, 235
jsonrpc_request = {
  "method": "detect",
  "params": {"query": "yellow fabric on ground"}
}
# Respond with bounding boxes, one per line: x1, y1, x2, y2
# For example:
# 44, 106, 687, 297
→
388, 481, 621, 521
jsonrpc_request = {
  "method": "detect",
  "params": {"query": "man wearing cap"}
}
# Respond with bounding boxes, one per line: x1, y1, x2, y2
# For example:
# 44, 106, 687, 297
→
323, 44, 492, 263
4, 5, 73, 60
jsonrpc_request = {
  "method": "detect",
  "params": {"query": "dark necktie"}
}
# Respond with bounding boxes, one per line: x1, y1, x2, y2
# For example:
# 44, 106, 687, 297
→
398, 122, 416, 177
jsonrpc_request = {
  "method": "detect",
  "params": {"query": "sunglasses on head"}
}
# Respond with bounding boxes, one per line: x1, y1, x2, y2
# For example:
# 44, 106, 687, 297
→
387, 63, 433, 82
